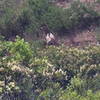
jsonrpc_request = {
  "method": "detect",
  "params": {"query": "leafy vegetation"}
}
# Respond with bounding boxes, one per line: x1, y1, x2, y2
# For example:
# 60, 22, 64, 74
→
0, 0, 100, 100
0, 0, 100, 39
0, 37, 100, 99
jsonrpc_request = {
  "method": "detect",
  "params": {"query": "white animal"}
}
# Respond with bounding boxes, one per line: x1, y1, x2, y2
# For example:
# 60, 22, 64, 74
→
46, 33, 55, 44
49, 33, 55, 40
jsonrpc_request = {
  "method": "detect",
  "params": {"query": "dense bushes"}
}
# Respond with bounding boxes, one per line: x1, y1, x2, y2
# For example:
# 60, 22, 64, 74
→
0, 38, 33, 99
0, 0, 100, 100
27, 0, 63, 33
0, 5, 24, 39
32, 44, 100, 100
41, 6, 63, 32
62, 1, 100, 30
38, 77, 100, 100
0, 0, 99, 39
0, 37, 100, 99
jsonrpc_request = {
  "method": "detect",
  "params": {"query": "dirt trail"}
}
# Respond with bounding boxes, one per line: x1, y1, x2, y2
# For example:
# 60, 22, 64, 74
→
57, 28, 97, 46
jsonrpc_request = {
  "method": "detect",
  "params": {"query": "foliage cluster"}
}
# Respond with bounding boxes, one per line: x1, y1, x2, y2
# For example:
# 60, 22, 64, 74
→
0, 37, 100, 99
0, 0, 99, 39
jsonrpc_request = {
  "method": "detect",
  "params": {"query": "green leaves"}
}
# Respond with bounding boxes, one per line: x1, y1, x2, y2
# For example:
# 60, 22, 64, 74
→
0, 37, 100, 99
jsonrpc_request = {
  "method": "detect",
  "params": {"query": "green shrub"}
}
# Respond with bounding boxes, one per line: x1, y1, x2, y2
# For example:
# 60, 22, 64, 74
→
41, 6, 63, 32
17, 7, 41, 35
0, 36, 33, 65
27, 0, 63, 33
61, 1, 99, 30
7, 36, 33, 64
0, 6, 25, 39
37, 77, 100, 100
0, 44, 33, 98
29, 45, 100, 94
0, 38, 100, 99
0, 0, 99, 39
59, 83, 100, 100
28, 0, 49, 19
